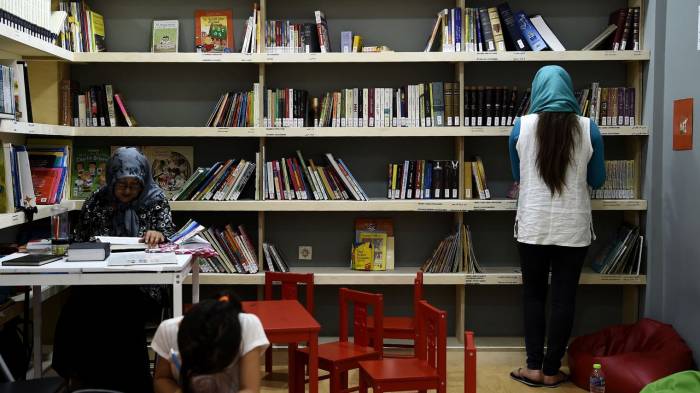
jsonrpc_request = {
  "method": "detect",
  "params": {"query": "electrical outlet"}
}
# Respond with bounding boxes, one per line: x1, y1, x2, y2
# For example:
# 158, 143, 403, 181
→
298, 246, 312, 261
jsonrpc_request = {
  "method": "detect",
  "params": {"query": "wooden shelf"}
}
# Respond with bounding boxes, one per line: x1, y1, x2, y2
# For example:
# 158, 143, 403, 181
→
71, 50, 651, 64
0, 121, 648, 137
0, 200, 77, 230
70, 199, 647, 212
0, 24, 73, 60
183, 266, 645, 286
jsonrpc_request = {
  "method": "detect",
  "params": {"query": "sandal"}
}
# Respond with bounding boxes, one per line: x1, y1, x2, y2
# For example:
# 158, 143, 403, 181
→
542, 372, 569, 388
510, 368, 543, 388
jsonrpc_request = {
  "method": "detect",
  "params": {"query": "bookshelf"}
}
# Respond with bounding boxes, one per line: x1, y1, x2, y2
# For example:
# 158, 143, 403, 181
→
0, 0, 650, 343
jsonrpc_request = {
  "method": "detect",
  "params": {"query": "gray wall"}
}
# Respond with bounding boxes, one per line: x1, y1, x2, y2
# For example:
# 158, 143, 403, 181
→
67, 0, 635, 337
647, 0, 700, 360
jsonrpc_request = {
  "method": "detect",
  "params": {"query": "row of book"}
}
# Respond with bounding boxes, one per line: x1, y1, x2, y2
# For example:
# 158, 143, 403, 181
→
264, 20, 319, 54
207, 84, 262, 127
387, 160, 460, 200
463, 86, 528, 127
592, 224, 643, 275
426, 3, 641, 53
262, 242, 290, 272
57, 0, 105, 52
591, 160, 636, 200
174, 220, 260, 274
422, 224, 479, 273
263, 151, 367, 201
0, 1, 64, 43
60, 82, 137, 127
240, 4, 262, 54
172, 158, 256, 202
582, 85, 637, 127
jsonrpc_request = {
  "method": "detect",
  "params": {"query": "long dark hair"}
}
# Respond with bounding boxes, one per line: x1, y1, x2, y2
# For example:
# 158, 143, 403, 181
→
535, 112, 581, 196
177, 293, 242, 393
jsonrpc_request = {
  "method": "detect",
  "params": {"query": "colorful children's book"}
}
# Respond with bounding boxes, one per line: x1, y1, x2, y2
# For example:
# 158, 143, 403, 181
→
143, 146, 194, 199
71, 147, 110, 199
195, 10, 234, 53
152, 20, 179, 53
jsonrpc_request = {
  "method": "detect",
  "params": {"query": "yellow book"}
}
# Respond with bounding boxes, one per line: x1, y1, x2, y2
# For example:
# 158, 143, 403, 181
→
386, 237, 395, 270
352, 35, 363, 52
464, 161, 473, 199
475, 156, 490, 199
88, 11, 106, 52
391, 164, 398, 199
352, 241, 374, 271
358, 231, 387, 271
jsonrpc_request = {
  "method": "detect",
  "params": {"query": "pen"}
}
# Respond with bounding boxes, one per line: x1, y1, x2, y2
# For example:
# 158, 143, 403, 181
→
170, 348, 181, 372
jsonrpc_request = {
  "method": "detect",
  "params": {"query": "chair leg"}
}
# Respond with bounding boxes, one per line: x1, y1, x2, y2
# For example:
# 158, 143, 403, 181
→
340, 370, 349, 391
330, 367, 341, 393
265, 346, 273, 374
293, 352, 305, 393
358, 373, 368, 393
288, 345, 296, 393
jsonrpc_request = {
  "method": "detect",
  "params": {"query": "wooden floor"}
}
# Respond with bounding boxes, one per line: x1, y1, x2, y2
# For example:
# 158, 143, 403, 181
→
262, 349, 586, 393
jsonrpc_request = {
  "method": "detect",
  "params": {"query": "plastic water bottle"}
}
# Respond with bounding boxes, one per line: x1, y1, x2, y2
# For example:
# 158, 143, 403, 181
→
589, 363, 606, 393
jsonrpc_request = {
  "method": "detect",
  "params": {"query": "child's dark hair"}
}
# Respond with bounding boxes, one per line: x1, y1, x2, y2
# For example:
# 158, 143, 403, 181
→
177, 292, 242, 393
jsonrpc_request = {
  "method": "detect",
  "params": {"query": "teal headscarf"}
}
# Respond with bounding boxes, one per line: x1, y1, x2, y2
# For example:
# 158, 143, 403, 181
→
528, 65, 581, 114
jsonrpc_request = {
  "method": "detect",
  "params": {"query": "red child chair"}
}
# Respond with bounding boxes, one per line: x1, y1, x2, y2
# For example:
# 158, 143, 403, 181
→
358, 300, 447, 393
263, 271, 315, 374
294, 288, 383, 393
367, 271, 423, 356
464, 331, 476, 393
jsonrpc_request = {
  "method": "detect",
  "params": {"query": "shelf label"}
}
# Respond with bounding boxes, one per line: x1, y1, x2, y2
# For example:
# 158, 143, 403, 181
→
510, 52, 527, 61
597, 275, 643, 283
471, 200, 515, 211
466, 274, 522, 285
475, 54, 498, 61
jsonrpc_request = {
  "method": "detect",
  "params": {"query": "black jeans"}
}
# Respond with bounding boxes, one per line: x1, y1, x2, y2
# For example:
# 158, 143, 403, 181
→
518, 242, 587, 376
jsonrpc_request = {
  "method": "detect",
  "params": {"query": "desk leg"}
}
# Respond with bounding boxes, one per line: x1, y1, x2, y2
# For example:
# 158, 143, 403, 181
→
32, 286, 42, 379
192, 259, 200, 305
173, 280, 183, 317
309, 334, 318, 393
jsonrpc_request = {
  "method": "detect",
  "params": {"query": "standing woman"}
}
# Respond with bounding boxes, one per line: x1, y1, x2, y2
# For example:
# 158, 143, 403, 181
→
508, 66, 605, 388
53, 147, 175, 392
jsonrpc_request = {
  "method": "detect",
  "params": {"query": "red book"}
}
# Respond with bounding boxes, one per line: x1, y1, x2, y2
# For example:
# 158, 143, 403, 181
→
113, 93, 136, 127
31, 168, 63, 205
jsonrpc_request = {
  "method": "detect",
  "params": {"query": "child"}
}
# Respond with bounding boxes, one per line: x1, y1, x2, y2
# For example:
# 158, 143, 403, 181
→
152, 294, 269, 393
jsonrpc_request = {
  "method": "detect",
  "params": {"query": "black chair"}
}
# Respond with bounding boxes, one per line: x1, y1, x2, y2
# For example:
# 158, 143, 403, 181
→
0, 353, 65, 393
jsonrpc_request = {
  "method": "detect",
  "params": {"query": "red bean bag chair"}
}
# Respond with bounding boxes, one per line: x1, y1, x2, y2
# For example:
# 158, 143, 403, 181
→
568, 319, 694, 393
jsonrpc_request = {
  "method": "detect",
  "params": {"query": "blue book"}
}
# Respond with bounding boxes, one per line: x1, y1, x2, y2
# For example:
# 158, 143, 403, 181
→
424, 161, 433, 199
454, 8, 462, 51
497, 3, 528, 51
341, 31, 353, 53
514, 11, 547, 51
475, 9, 483, 51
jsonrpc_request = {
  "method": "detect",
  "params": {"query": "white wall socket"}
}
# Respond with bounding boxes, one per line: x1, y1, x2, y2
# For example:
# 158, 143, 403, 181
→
298, 246, 313, 260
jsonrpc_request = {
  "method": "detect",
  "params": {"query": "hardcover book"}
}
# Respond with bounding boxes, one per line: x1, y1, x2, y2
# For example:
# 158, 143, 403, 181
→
195, 10, 234, 53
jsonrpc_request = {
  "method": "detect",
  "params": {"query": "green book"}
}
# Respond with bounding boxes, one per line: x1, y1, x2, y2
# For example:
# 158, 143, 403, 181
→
71, 146, 110, 199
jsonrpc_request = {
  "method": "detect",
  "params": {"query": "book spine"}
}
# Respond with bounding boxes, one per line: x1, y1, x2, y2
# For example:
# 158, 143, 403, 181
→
514, 11, 546, 51
478, 8, 495, 51
487, 7, 505, 51
497, 4, 526, 51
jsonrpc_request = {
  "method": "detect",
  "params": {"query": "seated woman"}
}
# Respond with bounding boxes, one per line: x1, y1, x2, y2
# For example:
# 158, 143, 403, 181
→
52, 147, 175, 393
152, 293, 269, 393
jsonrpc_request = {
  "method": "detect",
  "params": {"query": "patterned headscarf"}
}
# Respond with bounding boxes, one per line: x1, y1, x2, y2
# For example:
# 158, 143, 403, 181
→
101, 147, 164, 236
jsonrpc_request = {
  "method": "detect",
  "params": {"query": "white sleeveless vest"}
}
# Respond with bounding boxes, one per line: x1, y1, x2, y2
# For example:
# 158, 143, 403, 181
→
515, 114, 594, 247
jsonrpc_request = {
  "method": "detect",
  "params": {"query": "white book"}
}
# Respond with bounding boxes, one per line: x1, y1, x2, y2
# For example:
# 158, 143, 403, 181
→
362, 88, 369, 127
2, 144, 15, 212
400, 160, 409, 199
251, 8, 257, 53
104, 85, 117, 127
353, 88, 359, 127
394, 89, 400, 127
241, 17, 253, 53
15, 147, 35, 208
384, 88, 391, 127
529, 16, 566, 51
287, 89, 294, 128
375, 88, 382, 128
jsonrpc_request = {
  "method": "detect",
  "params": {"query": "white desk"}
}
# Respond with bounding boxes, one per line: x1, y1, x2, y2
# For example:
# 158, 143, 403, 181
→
0, 252, 200, 378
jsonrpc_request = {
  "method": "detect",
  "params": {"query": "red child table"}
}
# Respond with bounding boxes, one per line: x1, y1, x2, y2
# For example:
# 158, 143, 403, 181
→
243, 299, 320, 393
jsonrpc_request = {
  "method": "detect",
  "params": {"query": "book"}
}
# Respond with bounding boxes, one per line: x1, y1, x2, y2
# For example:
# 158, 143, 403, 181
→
341, 31, 352, 53
194, 9, 234, 53
301, 23, 321, 53
87, 10, 106, 52
113, 93, 137, 127
152, 20, 179, 53
314, 10, 331, 53
354, 218, 394, 271
529, 15, 565, 51
478, 8, 496, 51
497, 3, 527, 51
66, 242, 111, 261
582, 24, 618, 50
1, 254, 62, 267
487, 7, 506, 51
142, 146, 194, 199
514, 11, 546, 51
71, 147, 109, 199
12, 61, 32, 122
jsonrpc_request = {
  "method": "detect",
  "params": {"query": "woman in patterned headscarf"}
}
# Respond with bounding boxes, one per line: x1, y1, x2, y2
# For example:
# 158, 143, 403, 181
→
72, 146, 175, 245
53, 147, 175, 393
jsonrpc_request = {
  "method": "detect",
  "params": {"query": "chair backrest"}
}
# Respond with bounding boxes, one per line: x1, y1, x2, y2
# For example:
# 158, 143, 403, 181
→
415, 300, 447, 387
413, 271, 424, 315
464, 331, 476, 393
264, 272, 314, 314
339, 288, 383, 355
